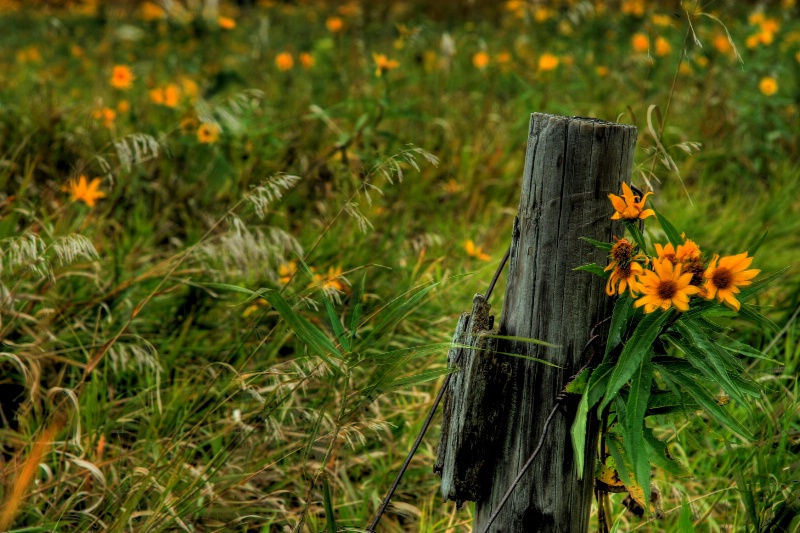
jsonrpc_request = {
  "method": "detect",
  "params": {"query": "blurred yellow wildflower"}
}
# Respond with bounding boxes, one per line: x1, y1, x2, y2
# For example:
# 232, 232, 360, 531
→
111, 65, 135, 90
326, 16, 344, 33
197, 123, 220, 144
621, 0, 644, 16
608, 182, 654, 221
713, 34, 734, 55
316, 266, 347, 293
472, 51, 490, 69
66, 176, 106, 207
180, 116, 198, 135
651, 14, 672, 27
93, 107, 116, 128
278, 261, 297, 284
759, 76, 778, 96
465, 239, 490, 261
796, 51, 800, 64
632, 33, 649, 53
243, 298, 267, 317
299, 52, 315, 69
117, 100, 130, 113
655, 36, 671, 57
275, 52, 294, 71
534, 7, 553, 22
151, 84, 181, 107
703, 253, 760, 311
443, 178, 463, 194
17, 46, 42, 63
141, 1, 165, 20
538, 53, 559, 71
634, 259, 699, 313
496, 51, 511, 65
596, 65, 609, 77
373, 53, 399, 76
218, 16, 236, 30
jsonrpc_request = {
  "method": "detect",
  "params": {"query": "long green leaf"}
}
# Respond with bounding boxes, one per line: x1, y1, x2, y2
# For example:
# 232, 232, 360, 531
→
737, 266, 789, 302
587, 361, 617, 409
605, 295, 634, 359
673, 322, 750, 408
600, 311, 671, 412
324, 298, 350, 353
580, 236, 613, 251
643, 428, 690, 477
571, 390, 589, 479
651, 204, 682, 247
322, 474, 337, 533
574, 263, 610, 278
738, 303, 779, 333
624, 220, 648, 253
655, 364, 754, 441
746, 229, 769, 257
678, 496, 696, 533
625, 352, 653, 492
349, 274, 366, 346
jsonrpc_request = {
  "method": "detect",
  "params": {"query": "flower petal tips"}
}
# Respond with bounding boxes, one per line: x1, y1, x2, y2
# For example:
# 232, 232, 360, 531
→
609, 182, 655, 221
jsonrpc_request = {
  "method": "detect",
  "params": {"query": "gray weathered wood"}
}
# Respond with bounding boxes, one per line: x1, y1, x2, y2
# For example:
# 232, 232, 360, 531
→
434, 294, 513, 507
471, 114, 637, 532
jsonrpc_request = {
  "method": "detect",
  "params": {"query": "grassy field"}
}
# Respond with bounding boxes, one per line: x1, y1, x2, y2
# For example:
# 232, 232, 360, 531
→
1, 0, 799, 531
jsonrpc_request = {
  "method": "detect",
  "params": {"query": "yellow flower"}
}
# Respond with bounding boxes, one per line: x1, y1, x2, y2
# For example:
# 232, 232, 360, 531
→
607, 237, 635, 267
243, 298, 267, 317
465, 239, 491, 261
111, 65, 135, 90
218, 16, 236, 30
117, 100, 130, 113
608, 182, 655, 221
373, 53, 399, 76
278, 261, 297, 284
654, 242, 677, 264
713, 34, 734, 55
634, 259, 700, 313
676, 238, 701, 261
632, 33, 649, 53
759, 76, 778, 96
496, 51, 512, 65
655, 36, 671, 57
92, 107, 116, 128
149, 87, 165, 105
197, 123, 220, 144
651, 14, 672, 27
538, 52, 559, 71
606, 260, 643, 297
66, 175, 106, 207
315, 266, 347, 293
703, 253, 760, 311
596, 65, 609, 77
275, 52, 294, 71
621, 0, 644, 16
326, 16, 344, 33
472, 51, 490, 69
299, 52, 315, 69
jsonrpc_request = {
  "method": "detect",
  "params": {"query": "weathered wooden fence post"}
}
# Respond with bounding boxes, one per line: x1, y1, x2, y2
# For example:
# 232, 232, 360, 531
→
436, 113, 637, 532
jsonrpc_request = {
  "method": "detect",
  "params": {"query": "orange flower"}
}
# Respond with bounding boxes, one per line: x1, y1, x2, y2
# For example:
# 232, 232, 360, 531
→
275, 52, 294, 71
299, 52, 315, 69
676, 238, 701, 261
703, 253, 760, 311
654, 242, 677, 264
278, 261, 297, 284
538, 52, 559, 71
92, 107, 116, 128
631, 33, 649, 53
713, 34, 734, 55
608, 182, 655, 221
465, 239, 491, 261
111, 65, 135, 90
655, 36, 671, 57
66, 176, 106, 207
634, 259, 700, 313
606, 261, 643, 297
759, 77, 778, 96
315, 266, 347, 293
218, 16, 236, 30
472, 51, 490, 69
326, 16, 344, 33
373, 53, 399, 76
197, 123, 220, 144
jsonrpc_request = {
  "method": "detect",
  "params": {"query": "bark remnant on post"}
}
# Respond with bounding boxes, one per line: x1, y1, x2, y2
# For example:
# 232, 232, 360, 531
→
468, 114, 637, 532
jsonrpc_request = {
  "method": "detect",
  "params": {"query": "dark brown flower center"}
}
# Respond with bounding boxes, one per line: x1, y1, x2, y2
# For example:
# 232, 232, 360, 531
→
657, 280, 677, 300
611, 240, 634, 263
618, 264, 632, 279
684, 259, 706, 286
712, 267, 733, 290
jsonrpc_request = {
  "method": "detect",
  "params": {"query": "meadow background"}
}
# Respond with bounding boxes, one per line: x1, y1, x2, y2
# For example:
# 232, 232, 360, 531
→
1, 0, 799, 531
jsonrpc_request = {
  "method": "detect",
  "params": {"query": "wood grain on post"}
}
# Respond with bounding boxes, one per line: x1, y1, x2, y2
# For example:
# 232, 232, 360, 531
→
469, 114, 637, 532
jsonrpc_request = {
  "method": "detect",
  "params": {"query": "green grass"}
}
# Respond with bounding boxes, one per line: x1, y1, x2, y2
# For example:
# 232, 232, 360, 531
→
0, 1, 799, 531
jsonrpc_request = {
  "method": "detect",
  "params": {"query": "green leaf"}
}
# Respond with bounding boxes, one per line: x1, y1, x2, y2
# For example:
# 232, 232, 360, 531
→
324, 298, 350, 353
600, 311, 672, 412
586, 361, 617, 409
571, 390, 589, 479
388, 367, 452, 389
580, 236, 613, 251
478, 334, 560, 349
651, 204, 682, 247
673, 322, 750, 408
624, 220, 648, 254
678, 496, 696, 532
605, 295, 634, 359
574, 263, 610, 278
348, 274, 366, 347
746, 229, 769, 257
625, 353, 653, 491
643, 428, 690, 477
259, 289, 343, 371
737, 266, 789, 303
565, 367, 591, 394
646, 390, 698, 416
606, 433, 635, 489
738, 304, 779, 333
655, 363, 754, 441
358, 281, 441, 350
322, 473, 337, 533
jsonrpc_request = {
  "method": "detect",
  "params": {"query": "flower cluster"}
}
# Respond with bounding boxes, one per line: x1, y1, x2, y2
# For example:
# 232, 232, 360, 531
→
604, 184, 759, 313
